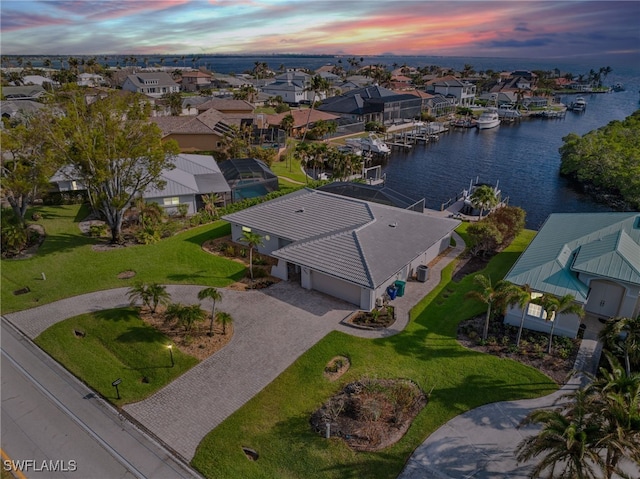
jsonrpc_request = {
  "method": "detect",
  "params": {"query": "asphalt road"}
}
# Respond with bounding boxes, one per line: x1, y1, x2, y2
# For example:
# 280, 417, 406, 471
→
1, 319, 202, 479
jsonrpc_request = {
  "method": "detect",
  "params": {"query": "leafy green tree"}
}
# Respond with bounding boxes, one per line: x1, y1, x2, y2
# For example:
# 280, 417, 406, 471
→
40, 88, 179, 243
1, 118, 59, 223
466, 221, 503, 256
216, 311, 233, 335
465, 274, 515, 341
198, 287, 223, 336
240, 230, 264, 281
532, 293, 585, 354
162, 91, 183, 116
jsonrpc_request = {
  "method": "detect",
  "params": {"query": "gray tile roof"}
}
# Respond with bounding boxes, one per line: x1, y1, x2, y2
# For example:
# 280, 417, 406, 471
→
504, 213, 640, 302
223, 189, 459, 288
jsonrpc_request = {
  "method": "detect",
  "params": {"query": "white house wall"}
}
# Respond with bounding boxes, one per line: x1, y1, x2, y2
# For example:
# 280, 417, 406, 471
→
504, 307, 583, 339
309, 270, 362, 307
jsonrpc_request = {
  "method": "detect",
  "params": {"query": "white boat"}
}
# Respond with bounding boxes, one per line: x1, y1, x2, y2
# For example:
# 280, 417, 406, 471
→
497, 104, 521, 119
345, 133, 391, 154
476, 108, 500, 130
570, 96, 587, 112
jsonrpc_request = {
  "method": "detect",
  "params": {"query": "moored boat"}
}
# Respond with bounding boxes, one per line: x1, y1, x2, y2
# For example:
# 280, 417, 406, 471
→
476, 108, 500, 130
569, 96, 587, 112
345, 132, 391, 155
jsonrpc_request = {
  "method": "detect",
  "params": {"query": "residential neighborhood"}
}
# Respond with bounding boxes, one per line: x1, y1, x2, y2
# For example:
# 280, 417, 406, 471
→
1, 46, 638, 479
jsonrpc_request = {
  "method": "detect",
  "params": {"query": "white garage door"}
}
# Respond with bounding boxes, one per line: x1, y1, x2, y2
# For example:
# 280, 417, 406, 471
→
311, 271, 362, 306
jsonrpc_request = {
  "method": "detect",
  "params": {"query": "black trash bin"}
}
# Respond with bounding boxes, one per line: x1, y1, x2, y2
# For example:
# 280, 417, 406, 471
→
416, 265, 429, 282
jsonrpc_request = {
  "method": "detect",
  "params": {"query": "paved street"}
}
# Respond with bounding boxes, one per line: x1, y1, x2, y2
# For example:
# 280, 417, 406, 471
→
1, 320, 201, 479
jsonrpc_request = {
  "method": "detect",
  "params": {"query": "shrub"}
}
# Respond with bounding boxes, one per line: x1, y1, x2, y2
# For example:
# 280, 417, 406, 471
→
250, 267, 269, 279
89, 224, 108, 237
176, 203, 189, 218
136, 227, 161, 245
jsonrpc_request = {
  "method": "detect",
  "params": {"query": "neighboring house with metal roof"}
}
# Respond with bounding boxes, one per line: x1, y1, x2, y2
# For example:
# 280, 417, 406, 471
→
2, 85, 47, 100
503, 213, 640, 339
143, 153, 230, 214
223, 188, 459, 310
50, 154, 230, 214
122, 72, 180, 98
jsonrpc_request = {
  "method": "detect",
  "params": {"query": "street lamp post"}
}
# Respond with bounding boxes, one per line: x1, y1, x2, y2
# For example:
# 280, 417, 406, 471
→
168, 344, 174, 367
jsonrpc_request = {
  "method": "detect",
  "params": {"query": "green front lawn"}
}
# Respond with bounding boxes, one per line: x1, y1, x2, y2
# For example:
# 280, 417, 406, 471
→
191, 228, 555, 478
35, 307, 199, 406
1, 204, 244, 314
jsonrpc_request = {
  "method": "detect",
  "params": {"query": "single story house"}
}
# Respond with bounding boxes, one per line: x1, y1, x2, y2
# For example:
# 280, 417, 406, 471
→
503, 213, 640, 338
265, 109, 340, 138
50, 154, 230, 215
143, 153, 230, 214
151, 109, 235, 152
223, 188, 459, 310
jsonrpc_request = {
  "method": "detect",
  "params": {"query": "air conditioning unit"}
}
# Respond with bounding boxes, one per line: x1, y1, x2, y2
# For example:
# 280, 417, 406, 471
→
376, 297, 384, 307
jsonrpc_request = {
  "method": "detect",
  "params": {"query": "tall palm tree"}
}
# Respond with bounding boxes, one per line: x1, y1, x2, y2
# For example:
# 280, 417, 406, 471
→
465, 274, 514, 341
509, 283, 534, 347
599, 316, 640, 377
198, 287, 222, 336
240, 231, 264, 281
216, 311, 233, 335
532, 293, 585, 354
300, 75, 330, 143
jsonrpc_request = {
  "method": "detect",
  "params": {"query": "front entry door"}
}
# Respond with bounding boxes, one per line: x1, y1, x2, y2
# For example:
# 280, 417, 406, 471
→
586, 281, 624, 318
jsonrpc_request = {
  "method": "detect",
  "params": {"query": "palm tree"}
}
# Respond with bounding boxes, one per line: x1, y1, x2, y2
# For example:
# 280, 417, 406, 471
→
599, 316, 640, 376
509, 283, 534, 347
146, 282, 170, 313
532, 293, 584, 354
300, 75, 330, 143
516, 389, 605, 478
128, 282, 152, 311
165, 303, 206, 333
280, 114, 295, 138
470, 184, 499, 219
465, 274, 514, 341
240, 231, 264, 281
198, 287, 223, 336
216, 311, 233, 335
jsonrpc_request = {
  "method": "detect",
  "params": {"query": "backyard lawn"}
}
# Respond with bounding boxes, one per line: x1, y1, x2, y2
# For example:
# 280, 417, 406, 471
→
35, 307, 199, 406
191, 229, 556, 479
1, 204, 244, 314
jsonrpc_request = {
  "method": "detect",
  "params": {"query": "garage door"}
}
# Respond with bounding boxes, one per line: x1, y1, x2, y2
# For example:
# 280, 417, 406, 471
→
311, 271, 362, 306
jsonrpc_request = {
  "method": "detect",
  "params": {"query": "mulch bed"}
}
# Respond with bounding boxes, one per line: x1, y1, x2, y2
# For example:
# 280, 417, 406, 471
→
310, 378, 427, 451
457, 315, 580, 385
345, 306, 396, 329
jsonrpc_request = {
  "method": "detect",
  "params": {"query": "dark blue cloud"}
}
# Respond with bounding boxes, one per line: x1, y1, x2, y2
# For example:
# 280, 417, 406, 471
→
483, 37, 554, 48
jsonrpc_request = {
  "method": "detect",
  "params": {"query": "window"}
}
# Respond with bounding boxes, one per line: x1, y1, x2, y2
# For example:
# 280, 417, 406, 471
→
163, 197, 180, 206
242, 226, 252, 232
527, 292, 546, 319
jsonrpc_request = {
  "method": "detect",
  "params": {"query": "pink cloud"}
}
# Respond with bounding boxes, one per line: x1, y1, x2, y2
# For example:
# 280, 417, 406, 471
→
51, 0, 190, 21
0, 11, 72, 32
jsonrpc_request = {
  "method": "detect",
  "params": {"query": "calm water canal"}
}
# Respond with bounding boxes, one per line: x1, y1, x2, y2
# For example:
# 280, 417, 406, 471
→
381, 84, 640, 229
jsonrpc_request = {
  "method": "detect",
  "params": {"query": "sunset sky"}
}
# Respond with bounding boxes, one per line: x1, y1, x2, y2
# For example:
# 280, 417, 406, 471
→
1, 1, 639, 61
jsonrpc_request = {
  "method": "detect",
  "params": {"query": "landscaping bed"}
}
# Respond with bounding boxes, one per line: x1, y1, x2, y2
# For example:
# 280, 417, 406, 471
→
310, 377, 427, 451
457, 315, 580, 385
345, 306, 395, 329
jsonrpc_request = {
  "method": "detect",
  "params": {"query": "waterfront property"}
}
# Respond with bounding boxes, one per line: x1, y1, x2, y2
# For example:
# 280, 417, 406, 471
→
503, 212, 640, 338
121, 72, 180, 98
222, 188, 459, 310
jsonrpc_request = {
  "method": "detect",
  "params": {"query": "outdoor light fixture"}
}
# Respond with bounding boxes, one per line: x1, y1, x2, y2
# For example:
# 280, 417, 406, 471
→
168, 344, 174, 367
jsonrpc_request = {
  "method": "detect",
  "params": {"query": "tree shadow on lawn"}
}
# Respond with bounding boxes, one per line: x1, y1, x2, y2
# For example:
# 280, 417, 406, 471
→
182, 222, 231, 247
38, 232, 96, 255
94, 308, 139, 322
115, 325, 168, 344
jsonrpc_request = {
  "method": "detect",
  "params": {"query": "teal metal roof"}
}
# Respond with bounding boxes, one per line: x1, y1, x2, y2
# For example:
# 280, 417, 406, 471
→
504, 213, 640, 302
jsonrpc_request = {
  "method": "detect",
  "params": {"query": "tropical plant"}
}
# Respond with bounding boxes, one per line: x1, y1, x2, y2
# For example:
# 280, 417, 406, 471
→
127, 282, 170, 313
599, 315, 640, 376
300, 75, 330, 143
198, 287, 223, 336
240, 231, 264, 281
532, 293, 584, 354
216, 311, 233, 335
128, 282, 152, 311
509, 283, 534, 347
165, 303, 206, 333
469, 184, 499, 219
465, 274, 515, 341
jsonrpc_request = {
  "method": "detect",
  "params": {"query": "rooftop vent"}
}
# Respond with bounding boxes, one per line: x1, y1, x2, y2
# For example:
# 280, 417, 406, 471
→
389, 222, 398, 228
295, 208, 305, 213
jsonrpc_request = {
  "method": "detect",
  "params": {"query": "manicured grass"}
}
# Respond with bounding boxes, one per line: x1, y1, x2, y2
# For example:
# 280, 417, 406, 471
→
191, 229, 554, 478
270, 155, 309, 185
1, 204, 245, 314
35, 307, 199, 406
